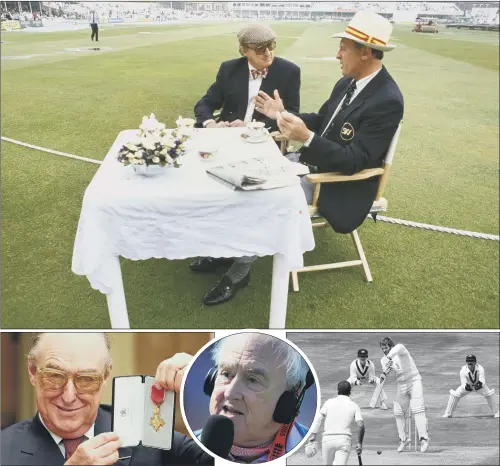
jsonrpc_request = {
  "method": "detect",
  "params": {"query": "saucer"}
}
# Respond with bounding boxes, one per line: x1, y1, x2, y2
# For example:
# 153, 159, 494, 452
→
240, 133, 269, 144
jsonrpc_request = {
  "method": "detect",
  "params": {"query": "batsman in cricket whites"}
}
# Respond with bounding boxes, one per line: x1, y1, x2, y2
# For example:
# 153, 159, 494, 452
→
442, 354, 499, 418
378, 337, 430, 453
347, 349, 388, 410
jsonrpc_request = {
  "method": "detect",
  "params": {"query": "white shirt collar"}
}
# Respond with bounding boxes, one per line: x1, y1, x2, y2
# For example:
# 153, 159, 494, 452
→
38, 412, 95, 446
353, 66, 382, 93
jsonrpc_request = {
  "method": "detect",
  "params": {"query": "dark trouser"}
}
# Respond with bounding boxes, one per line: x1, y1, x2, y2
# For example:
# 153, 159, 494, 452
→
91, 23, 99, 41
227, 152, 314, 281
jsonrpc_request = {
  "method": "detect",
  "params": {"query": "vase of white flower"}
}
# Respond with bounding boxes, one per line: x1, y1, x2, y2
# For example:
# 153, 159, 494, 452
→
117, 114, 186, 177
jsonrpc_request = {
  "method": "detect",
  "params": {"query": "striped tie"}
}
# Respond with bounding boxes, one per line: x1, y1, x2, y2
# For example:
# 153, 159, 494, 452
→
323, 80, 357, 137
62, 436, 86, 461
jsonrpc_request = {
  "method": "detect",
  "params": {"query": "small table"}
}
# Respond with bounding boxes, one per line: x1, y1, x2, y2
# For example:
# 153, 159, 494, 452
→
72, 127, 315, 328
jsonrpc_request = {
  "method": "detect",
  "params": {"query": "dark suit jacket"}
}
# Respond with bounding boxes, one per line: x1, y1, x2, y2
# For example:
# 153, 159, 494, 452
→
194, 56, 300, 131
1, 406, 213, 466
299, 65, 404, 233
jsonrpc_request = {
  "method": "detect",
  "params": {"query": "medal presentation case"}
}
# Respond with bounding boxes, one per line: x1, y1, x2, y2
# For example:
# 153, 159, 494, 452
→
112, 375, 176, 449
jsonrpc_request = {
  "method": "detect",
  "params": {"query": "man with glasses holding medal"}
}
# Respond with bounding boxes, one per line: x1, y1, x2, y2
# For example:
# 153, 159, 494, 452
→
1, 333, 213, 465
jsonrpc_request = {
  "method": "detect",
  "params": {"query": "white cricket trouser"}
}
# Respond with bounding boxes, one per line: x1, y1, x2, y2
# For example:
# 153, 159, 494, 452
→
321, 434, 352, 465
396, 379, 424, 410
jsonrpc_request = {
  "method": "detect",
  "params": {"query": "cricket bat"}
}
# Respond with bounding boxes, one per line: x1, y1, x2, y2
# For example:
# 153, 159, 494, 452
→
369, 376, 386, 408
357, 452, 363, 465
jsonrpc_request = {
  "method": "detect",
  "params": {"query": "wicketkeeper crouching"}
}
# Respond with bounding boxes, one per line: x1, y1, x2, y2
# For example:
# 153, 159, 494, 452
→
443, 354, 499, 418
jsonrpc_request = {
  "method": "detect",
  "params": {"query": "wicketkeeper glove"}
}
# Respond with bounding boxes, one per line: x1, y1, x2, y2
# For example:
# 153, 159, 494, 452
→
354, 379, 362, 386
465, 383, 473, 392
369, 377, 376, 385
474, 381, 483, 390
305, 442, 318, 458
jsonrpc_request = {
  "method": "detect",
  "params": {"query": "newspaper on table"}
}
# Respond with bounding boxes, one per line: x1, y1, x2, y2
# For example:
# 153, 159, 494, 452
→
206, 155, 310, 190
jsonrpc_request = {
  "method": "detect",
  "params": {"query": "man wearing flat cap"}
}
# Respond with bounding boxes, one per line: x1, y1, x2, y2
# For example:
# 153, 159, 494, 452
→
194, 23, 301, 131
256, 11, 404, 235
190, 24, 301, 306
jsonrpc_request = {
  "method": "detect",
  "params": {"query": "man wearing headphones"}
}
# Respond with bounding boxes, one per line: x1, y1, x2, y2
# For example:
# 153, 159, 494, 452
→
347, 348, 388, 410
305, 380, 364, 465
200, 333, 313, 463
442, 354, 499, 418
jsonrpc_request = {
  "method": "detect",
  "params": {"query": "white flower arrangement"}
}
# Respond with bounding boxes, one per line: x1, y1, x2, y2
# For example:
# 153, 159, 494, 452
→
117, 114, 186, 169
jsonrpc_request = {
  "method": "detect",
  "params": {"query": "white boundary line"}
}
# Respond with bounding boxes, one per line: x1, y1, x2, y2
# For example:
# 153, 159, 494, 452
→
2, 136, 102, 165
2, 136, 498, 241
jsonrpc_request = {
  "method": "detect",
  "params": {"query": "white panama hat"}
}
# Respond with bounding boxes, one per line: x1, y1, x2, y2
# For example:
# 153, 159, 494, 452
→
332, 11, 396, 52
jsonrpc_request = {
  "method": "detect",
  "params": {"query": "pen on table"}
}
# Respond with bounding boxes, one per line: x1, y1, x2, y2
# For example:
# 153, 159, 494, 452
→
118, 456, 132, 460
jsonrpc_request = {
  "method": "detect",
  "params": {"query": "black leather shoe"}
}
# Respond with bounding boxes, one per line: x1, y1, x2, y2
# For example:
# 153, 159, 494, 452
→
190, 257, 234, 273
203, 274, 250, 306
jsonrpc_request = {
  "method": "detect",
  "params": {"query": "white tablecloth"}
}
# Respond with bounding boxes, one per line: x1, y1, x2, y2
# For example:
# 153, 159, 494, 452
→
72, 127, 315, 296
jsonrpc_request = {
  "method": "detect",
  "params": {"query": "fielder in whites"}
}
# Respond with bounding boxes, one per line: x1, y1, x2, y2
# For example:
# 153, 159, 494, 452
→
305, 381, 364, 465
443, 354, 499, 418
347, 348, 388, 410
379, 337, 430, 453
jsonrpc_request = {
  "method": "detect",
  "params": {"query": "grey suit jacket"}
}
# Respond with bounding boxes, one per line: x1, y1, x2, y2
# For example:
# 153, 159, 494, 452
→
1, 405, 213, 465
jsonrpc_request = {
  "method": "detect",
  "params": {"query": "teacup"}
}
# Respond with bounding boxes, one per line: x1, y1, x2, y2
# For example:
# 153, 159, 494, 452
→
176, 117, 195, 128
246, 121, 268, 140
176, 117, 196, 136
198, 144, 217, 160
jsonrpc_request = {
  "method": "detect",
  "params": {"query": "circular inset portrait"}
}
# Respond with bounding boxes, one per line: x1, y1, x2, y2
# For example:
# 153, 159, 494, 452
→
181, 331, 320, 463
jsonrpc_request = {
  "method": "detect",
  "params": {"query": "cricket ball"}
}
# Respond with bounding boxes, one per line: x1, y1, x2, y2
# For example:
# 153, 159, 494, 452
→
377, 450, 382, 455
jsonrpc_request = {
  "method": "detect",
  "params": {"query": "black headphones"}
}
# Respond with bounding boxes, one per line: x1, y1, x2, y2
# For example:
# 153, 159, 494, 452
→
203, 367, 315, 425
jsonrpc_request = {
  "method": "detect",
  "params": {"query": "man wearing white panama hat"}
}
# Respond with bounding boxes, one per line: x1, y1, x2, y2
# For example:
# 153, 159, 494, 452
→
255, 10, 404, 234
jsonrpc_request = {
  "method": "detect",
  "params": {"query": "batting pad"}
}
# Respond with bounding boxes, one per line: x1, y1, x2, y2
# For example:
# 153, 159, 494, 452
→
410, 397, 426, 414
393, 400, 404, 415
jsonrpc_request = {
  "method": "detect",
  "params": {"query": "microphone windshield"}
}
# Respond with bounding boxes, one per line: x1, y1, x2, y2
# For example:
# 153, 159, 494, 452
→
200, 415, 234, 459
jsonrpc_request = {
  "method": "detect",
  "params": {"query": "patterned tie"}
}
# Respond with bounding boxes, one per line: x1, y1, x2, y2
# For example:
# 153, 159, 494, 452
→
250, 68, 268, 80
62, 436, 86, 461
322, 80, 357, 137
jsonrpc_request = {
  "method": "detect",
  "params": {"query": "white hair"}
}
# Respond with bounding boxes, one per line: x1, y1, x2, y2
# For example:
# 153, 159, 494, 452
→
27, 333, 113, 373
211, 333, 309, 392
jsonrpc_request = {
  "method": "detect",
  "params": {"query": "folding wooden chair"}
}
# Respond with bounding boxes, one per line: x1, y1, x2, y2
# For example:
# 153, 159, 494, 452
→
273, 122, 403, 292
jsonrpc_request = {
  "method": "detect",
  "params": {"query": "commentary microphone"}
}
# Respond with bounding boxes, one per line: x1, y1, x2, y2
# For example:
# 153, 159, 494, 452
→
200, 415, 234, 459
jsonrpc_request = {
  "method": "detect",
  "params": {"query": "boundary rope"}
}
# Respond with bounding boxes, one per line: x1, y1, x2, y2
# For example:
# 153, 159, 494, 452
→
2, 136, 102, 165
373, 215, 499, 241
3, 136, 498, 241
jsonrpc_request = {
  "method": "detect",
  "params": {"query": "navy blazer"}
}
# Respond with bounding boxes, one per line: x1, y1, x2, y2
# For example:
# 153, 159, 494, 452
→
299, 65, 404, 233
1, 406, 213, 466
194, 56, 301, 131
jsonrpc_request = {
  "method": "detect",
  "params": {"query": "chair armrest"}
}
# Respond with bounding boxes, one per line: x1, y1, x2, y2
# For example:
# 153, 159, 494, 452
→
306, 168, 384, 184
270, 131, 288, 142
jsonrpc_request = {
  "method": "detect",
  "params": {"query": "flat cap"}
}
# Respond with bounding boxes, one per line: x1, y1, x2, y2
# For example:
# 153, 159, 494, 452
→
237, 23, 276, 45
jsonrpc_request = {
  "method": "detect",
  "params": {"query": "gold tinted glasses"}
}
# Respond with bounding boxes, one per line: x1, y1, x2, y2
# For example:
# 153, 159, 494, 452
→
248, 40, 277, 55
37, 367, 104, 394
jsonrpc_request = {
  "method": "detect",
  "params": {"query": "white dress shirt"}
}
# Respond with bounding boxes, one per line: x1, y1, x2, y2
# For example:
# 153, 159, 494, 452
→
89, 11, 100, 24
303, 67, 382, 147
310, 395, 363, 436
244, 62, 264, 123
39, 413, 95, 457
